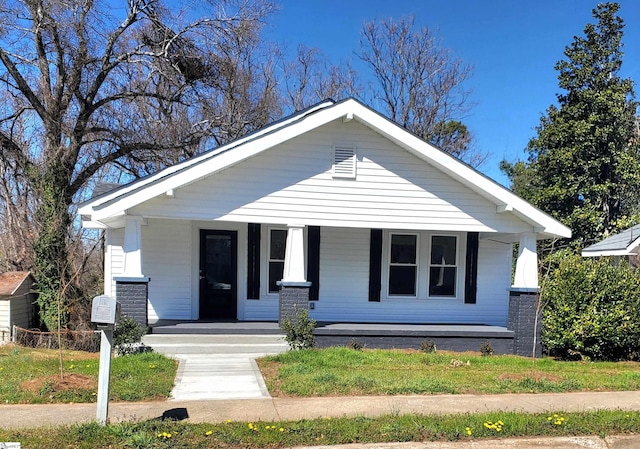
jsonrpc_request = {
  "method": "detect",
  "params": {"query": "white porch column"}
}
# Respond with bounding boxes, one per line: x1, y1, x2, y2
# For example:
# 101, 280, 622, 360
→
122, 216, 145, 278
512, 232, 538, 289
282, 224, 307, 282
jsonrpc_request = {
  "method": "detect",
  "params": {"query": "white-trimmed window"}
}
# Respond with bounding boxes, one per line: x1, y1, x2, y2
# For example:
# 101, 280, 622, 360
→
268, 228, 287, 293
382, 231, 463, 300
332, 146, 357, 178
428, 235, 458, 297
388, 233, 418, 296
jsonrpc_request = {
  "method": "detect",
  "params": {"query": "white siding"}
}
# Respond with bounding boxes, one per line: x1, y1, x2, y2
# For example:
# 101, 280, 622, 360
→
242, 227, 512, 326
475, 238, 513, 326
0, 299, 9, 341
306, 228, 510, 325
142, 219, 193, 321
105, 228, 125, 297
132, 120, 530, 234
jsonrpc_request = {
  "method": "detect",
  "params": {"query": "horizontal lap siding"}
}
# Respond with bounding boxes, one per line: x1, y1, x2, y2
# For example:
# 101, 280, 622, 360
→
10, 291, 33, 329
0, 300, 9, 340
132, 120, 529, 234
475, 239, 512, 326
142, 219, 192, 320
310, 228, 510, 326
106, 221, 192, 320
312, 227, 370, 321
106, 228, 125, 297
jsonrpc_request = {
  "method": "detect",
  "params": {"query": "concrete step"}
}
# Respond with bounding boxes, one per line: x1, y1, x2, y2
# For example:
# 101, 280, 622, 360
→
141, 334, 289, 356
143, 333, 286, 345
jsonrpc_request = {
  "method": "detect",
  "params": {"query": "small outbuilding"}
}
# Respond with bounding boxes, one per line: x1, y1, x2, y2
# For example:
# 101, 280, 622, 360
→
582, 224, 640, 266
0, 271, 36, 342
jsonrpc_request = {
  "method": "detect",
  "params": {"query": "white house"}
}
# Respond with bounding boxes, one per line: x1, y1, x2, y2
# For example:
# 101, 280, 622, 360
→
79, 98, 571, 339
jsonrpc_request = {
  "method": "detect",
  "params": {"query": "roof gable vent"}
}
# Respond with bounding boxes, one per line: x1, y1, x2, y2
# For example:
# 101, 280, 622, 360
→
332, 146, 357, 179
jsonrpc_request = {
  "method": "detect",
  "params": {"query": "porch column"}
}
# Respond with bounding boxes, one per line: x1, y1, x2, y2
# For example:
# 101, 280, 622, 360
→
116, 216, 149, 328
123, 216, 144, 278
508, 232, 541, 357
283, 224, 306, 282
512, 232, 538, 289
278, 224, 311, 325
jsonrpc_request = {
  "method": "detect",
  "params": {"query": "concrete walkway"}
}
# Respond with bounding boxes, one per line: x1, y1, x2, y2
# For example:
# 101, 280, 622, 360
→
141, 333, 288, 400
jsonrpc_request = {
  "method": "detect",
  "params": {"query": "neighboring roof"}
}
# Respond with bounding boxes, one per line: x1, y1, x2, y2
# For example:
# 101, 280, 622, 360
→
91, 183, 122, 198
79, 97, 571, 239
0, 271, 33, 296
582, 224, 640, 257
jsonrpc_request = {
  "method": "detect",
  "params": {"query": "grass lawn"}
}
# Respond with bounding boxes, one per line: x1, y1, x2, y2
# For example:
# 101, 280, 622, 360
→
0, 344, 177, 403
1, 410, 639, 448
258, 347, 640, 396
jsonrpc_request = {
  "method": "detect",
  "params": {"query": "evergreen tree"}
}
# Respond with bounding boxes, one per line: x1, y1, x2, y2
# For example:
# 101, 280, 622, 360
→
503, 2, 640, 248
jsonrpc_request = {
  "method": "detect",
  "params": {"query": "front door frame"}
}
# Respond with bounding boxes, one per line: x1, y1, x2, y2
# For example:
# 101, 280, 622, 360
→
199, 229, 238, 320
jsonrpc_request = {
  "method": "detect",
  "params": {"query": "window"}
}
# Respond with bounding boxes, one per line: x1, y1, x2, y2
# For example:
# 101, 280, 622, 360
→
268, 229, 287, 293
429, 235, 457, 297
388, 234, 418, 296
381, 231, 463, 300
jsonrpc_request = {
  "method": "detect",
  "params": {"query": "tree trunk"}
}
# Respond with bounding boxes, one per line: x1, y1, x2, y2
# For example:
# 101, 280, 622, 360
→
31, 165, 73, 331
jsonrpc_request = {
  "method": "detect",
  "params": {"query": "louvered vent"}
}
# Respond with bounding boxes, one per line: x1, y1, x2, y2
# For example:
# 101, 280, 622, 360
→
332, 146, 356, 178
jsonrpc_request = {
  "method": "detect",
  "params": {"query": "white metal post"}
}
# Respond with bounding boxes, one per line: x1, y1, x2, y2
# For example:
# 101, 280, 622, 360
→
96, 326, 113, 425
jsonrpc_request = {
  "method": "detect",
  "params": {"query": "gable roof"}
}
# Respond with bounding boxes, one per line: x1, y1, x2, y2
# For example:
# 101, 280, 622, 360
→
79, 98, 571, 239
582, 224, 640, 257
0, 271, 33, 296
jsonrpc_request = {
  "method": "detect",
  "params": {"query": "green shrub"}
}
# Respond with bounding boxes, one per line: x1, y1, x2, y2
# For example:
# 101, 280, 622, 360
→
113, 315, 148, 355
419, 340, 436, 353
347, 339, 365, 351
480, 341, 494, 357
280, 306, 316, 350
542, 251, 640, 361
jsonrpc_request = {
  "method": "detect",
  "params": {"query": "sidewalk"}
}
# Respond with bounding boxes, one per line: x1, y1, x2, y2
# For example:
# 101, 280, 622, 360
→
2, 392, 640, 448
1, 390, 639, 428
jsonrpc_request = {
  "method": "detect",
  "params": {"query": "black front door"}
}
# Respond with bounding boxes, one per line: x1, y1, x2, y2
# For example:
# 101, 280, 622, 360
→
199, 230, 237, 319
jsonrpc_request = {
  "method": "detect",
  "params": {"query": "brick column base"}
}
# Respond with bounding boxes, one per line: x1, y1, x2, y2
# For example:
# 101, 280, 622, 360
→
277, 281, 311, 326
508, 289, 541, 357
115, 277, 150, 328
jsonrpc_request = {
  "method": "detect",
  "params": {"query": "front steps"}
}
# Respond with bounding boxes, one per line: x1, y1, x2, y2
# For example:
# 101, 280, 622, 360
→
142, 333, 288, 356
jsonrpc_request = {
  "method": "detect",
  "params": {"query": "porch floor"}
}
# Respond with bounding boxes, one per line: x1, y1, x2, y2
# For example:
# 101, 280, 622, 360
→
149, 321, 515, 352
149, 320, 513, 338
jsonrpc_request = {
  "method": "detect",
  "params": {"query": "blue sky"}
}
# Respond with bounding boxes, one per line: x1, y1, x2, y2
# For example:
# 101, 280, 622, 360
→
267, 1, 640, 186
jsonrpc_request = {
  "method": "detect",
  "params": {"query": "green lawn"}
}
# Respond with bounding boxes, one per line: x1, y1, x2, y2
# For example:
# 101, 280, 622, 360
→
1, 410, 639, 448
0, 344, 177, 403
258, 347, 640, 396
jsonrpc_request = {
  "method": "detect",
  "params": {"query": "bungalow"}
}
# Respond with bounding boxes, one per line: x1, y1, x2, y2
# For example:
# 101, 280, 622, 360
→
79, 98, 571, 354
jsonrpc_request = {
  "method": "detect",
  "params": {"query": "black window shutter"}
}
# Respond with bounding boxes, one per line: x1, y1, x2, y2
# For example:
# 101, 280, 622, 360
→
307, 226, 321, 300
464, 232, 479, 304
247, 223, 261, 300
369, 229, 383, 302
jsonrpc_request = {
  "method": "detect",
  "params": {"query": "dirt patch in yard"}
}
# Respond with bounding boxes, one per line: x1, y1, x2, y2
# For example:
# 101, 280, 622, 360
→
21, 373, 96, 395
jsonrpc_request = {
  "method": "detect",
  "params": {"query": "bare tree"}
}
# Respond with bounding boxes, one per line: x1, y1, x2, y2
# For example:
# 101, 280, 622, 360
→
279, 44, 361, 113
357, 16, 485, 167
0, 0, 275, 330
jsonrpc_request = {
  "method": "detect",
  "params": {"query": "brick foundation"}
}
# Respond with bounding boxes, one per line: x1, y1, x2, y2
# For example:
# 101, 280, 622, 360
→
278, 282, 311, 326
508, 289, 541, 357
115, 278, 149, 328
